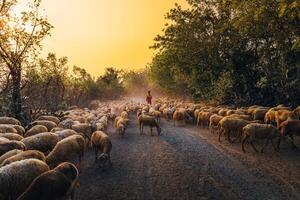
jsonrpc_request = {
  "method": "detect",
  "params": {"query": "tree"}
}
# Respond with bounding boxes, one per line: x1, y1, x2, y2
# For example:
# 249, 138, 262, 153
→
96, 68, 124, 99
149, 0, 300, 106
0, 0, 52, 120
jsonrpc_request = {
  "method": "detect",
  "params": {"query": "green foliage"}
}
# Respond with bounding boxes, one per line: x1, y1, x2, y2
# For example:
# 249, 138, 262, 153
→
149, 0, 300, 106
23, 54, 125, 110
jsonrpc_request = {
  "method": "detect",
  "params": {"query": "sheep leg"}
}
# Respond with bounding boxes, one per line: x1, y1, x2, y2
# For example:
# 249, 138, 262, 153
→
289, 134, 298, 149
227, 131, 233, 143
156, 126, 161, 136
209, 125, 212, 134
277, 137, 282, 150
271, 139, 279, 152
242, 134, 248, 152
261, 139, 270, 153
250, 141, 258, 152
141, 124, 144, 135
139, 123, 142, 135
173, 119, 176, 127
108, 155, 112, 167
218, 129, 223, 142
150, 126, 153, 136
94, 147, 98, 162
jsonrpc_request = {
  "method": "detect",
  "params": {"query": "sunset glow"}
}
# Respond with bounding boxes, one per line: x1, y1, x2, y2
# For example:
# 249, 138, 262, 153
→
39, 0, 188, 76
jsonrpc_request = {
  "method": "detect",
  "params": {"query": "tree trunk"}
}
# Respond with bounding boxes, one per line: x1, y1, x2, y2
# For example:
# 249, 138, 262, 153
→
11, 66, 22, 121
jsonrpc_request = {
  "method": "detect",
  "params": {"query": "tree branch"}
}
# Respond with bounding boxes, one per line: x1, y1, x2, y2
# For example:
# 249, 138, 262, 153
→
0, 0, 5, 13
15, 7, 39, 64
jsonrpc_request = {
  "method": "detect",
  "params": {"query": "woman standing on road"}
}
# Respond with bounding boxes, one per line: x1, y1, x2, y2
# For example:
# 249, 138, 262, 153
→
146, 90, 152, 105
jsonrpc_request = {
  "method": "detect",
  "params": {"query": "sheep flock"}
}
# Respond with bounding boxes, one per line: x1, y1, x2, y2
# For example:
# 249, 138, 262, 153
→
0, 98, 299, 200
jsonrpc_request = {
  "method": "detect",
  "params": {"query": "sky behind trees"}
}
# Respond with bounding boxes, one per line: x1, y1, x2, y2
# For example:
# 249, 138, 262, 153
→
37, 0, 187, 76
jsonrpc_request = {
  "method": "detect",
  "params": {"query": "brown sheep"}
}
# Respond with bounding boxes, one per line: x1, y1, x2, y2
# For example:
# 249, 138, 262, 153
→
0, 159, 50, 200
229, 114, 252, 121
294, 106, 300, 119
252, 108, 268, 121
0, 133, 24, 141
54, 129, 81, 141
120, 111, 129, 119
0, 149, 23, 165
149, 109, 161, 123
138, 114, 161, 136
21, 132, 59, 154
116, 118, 127, 135
46, 135, 85, 169
0, 140, 26, 156
278, 120, 300, 149
50, 127, 64, 133
0, 124, 18, 133
173, 108, 186, 126
275, 110, 297, 128
218, 109, 228, 116
242, 124, 280, 153
32, 120, 57, 132
197, 111, 213, 127
58, 119, 76, 129
209, 114, 223, 134
91, 131, 112, 167
37, 116, 60, 125
71, 123, 94, 142
25, 125, 48, 137
218, 117, 254, 143
0, 117, 21, 125
1, 150, 45, 167
163, 108, 173, 121
17, 162, 78, 200
12, 125, 25, 136
264, 108, 277, 125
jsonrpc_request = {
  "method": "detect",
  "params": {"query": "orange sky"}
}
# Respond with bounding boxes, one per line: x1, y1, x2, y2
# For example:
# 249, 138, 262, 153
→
39, 0, 188, 76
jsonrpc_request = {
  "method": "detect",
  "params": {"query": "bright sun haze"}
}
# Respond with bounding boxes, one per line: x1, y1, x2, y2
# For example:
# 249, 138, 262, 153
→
38, 0, 188, 76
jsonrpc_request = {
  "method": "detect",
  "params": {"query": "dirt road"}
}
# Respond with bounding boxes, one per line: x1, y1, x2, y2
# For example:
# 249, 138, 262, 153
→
77, 115, 300, 200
